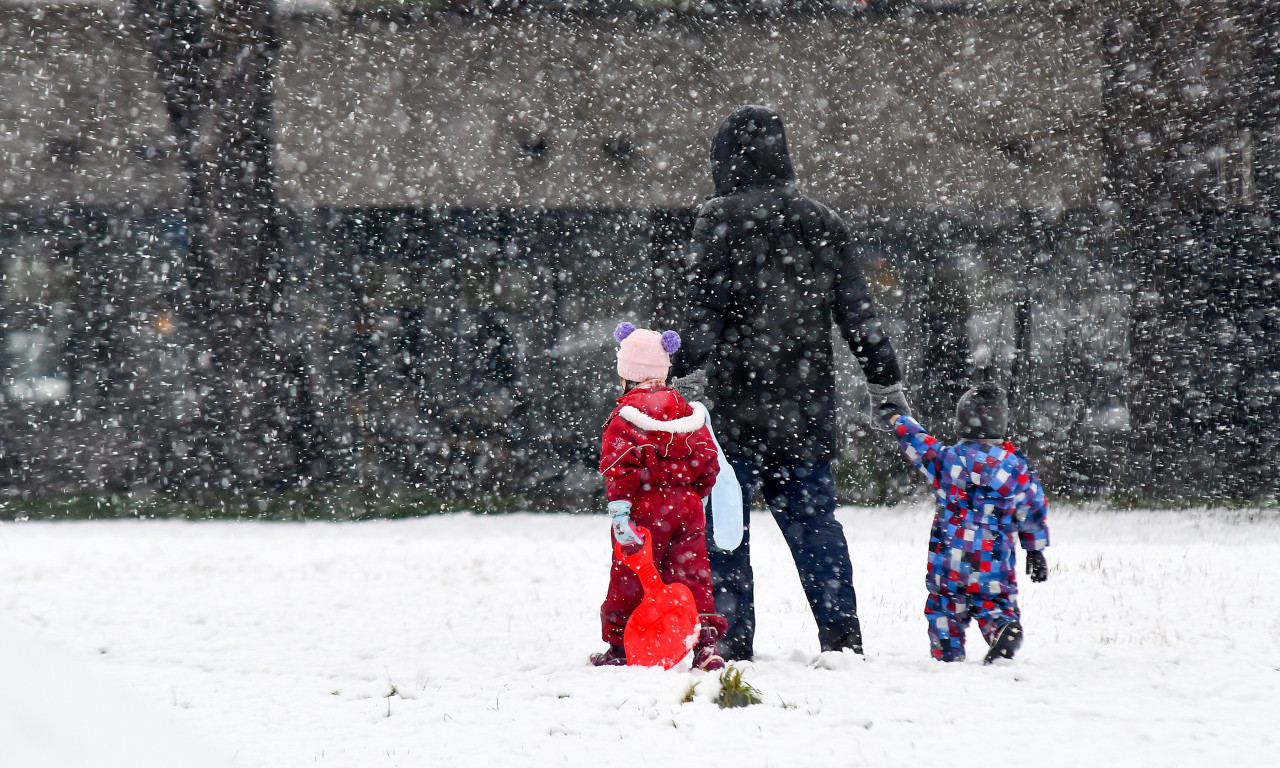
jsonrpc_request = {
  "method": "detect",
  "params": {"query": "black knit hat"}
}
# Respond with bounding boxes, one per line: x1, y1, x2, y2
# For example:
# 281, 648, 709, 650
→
955, 381, 1008, 440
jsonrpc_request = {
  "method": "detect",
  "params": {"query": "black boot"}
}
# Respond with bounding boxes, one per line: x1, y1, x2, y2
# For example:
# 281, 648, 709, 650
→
821, 615, 863, 655
983, 622, 1023, 664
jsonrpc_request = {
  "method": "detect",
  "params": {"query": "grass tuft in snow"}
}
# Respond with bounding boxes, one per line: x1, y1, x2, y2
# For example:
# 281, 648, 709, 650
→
713, 666, 762, 709
680, 680, 699, 703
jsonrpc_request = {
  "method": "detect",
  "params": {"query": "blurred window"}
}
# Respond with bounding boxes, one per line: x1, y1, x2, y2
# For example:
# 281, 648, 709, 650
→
1, 239, 74, 404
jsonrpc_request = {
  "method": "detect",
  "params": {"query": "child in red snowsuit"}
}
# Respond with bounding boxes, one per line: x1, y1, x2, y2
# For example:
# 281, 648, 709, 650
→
590, 322, 729, 671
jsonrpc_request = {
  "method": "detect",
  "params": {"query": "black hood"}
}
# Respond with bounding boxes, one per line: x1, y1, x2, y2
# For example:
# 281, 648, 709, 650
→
710, 105, 796, 196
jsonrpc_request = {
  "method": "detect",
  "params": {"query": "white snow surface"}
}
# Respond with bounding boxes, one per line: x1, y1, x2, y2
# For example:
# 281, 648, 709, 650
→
2, 505, 1278, 767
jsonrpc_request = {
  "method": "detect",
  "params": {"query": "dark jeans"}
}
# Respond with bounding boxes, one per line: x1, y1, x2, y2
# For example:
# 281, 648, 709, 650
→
706, 457, 861, 659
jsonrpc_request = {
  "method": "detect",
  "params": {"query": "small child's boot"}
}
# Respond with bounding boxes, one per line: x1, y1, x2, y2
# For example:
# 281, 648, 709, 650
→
691, 626, 726, 672
589, 644, 627, 667
983, 621, 1024, 664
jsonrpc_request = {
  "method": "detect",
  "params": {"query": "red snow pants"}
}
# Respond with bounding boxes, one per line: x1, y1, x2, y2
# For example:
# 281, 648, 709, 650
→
600, 487, 727, 646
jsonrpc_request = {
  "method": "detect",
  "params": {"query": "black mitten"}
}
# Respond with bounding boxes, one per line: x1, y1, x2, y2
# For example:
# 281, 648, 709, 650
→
1025, 549, 1048, 583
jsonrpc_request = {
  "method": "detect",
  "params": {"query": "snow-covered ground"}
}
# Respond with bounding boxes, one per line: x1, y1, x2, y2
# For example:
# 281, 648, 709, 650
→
2, 505, 1277, 767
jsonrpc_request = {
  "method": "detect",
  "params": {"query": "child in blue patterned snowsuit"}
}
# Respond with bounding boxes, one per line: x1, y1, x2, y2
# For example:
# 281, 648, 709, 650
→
886, 381, 1050, 663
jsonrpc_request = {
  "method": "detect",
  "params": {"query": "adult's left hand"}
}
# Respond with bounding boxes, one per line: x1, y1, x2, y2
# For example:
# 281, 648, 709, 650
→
866, 382, 911, 431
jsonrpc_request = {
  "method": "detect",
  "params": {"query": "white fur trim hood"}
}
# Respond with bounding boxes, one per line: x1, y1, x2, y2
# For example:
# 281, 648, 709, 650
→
616, 405, 706, 434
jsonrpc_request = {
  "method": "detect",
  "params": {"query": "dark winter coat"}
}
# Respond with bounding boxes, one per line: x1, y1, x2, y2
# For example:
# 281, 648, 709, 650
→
670, 105, 903, 463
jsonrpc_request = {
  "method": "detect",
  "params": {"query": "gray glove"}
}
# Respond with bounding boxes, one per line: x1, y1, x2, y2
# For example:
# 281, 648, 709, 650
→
865, 382, 911, 431
669, 369, 707, 403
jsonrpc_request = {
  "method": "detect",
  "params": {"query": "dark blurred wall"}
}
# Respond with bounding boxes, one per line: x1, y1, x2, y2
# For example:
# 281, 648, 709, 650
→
1098, 0, 1280, 499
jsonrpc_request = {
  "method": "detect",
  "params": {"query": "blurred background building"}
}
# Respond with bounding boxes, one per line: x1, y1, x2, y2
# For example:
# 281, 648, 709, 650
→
0, 0, 1276, 505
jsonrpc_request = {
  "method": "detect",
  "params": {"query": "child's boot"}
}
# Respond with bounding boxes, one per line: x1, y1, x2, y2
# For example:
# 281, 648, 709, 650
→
983, 621, 1023, 664
589, 644, 627, 667
691, 626, 726, 672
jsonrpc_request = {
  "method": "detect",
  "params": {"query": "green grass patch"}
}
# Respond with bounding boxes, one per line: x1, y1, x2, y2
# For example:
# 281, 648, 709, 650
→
714, 665, 763, 709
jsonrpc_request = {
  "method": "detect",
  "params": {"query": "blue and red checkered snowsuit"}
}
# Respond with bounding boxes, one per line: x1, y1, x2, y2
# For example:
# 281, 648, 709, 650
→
892, 415, 1050, 661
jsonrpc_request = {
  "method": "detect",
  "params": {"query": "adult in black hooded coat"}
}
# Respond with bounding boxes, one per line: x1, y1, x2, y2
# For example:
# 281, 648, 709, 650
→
670, 105, 911, 660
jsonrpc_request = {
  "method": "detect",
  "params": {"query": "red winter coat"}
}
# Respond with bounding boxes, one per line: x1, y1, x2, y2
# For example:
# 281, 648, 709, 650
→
597, 386, 726, 646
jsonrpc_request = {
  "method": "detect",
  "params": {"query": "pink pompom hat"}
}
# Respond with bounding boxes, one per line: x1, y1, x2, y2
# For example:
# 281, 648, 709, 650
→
614, 322, 681, 383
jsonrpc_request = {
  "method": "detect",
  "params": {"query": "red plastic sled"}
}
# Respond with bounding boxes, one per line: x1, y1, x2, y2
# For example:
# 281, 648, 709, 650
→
615, 527, 700, 669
